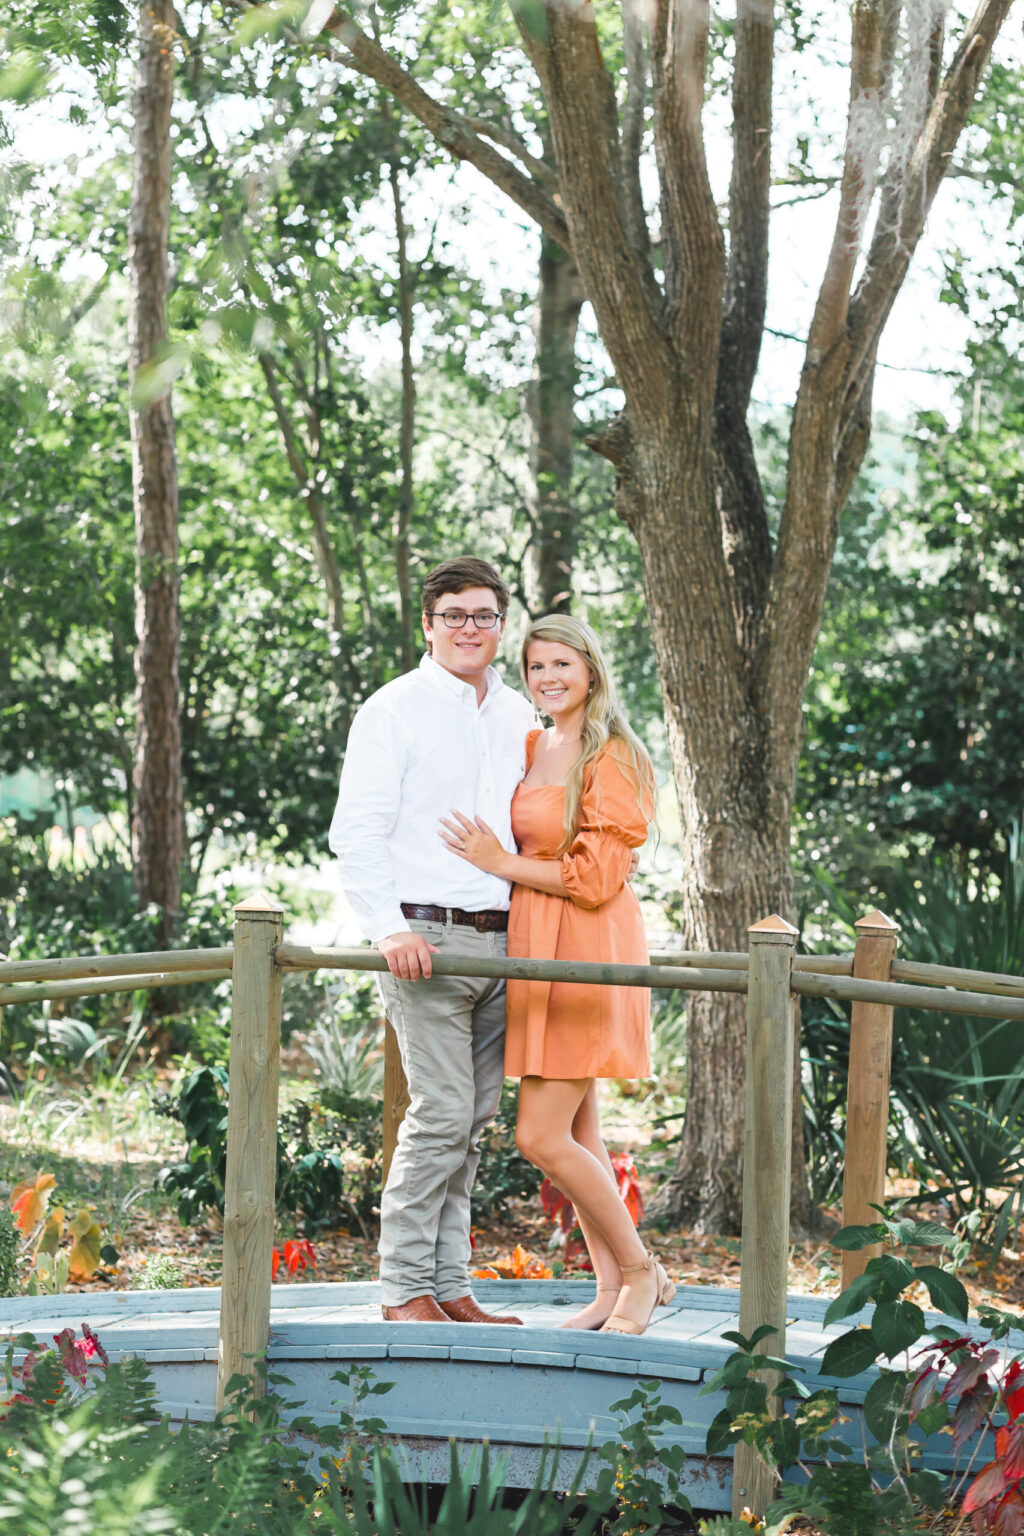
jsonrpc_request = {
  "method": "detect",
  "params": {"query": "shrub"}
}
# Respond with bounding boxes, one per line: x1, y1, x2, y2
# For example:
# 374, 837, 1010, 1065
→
0, 1209, 18, 1297
155, 1066, 384, 1232
132, 1255, 185, 1291
703, 1202, 1024, 1532
801, 846, 1024, 1243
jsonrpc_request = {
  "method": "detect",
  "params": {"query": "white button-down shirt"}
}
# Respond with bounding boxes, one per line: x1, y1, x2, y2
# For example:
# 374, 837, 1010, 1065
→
329, 653, 536, 944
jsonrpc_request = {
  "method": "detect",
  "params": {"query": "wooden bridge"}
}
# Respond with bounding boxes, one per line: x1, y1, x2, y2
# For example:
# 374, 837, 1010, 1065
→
3, 902, 1024, 1516
3, 1276, 1010, 1514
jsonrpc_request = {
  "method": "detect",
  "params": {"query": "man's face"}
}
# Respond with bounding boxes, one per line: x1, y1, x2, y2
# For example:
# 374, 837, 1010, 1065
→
422, 586, 505, 681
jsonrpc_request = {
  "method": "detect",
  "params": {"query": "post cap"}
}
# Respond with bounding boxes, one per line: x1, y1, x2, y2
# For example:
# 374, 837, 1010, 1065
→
234, 891, 285, 915
748, 913, 798, 937
855, 908, 900, 934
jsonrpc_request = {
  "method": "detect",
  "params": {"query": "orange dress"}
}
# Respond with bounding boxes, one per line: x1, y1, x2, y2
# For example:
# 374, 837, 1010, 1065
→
504, 730, 654, 1080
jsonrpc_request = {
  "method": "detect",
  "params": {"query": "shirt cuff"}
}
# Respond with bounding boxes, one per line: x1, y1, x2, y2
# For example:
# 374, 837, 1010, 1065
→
367, 906, 413, 946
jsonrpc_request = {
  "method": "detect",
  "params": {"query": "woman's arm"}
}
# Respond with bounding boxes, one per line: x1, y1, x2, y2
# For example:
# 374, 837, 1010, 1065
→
439, 813, 569, 896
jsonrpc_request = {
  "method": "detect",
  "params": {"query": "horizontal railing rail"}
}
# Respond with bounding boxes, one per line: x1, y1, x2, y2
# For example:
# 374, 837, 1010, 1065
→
0, 948, 233, 986
0, 969, 231, 1006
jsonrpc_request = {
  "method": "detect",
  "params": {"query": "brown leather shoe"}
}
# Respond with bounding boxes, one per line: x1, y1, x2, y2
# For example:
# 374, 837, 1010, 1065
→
381, 1295, 449, 1322
438, 1294, 523, 1325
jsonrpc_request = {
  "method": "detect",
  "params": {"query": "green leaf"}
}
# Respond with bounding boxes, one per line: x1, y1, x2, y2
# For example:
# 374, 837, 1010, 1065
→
863, 1371, 910, 1441
914, 1264, 969, 1321
823, 1270, 877, 1326
726, 1378, 768, 1417
831, 1223, 887, 1251
877, 1253, 916, 1292
722, 1324, 777, 1351
903, 1221, 956, 1249
871, 1299, 926, 1358
820, 1327, 880, 1379
763, 1414, 801, 1471
914, 1400, 949, 1437
234, 0, 308, 46
706, 1407, 742, 1455
906, 1469, 946, 1510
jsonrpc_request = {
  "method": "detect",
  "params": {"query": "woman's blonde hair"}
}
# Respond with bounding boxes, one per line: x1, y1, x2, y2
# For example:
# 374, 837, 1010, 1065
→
522, 614, 656, 855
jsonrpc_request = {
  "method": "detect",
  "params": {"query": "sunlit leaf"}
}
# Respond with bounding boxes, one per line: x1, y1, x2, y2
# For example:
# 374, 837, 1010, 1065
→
67, 1209, 103, 1280
35, 1206, 66, 1257
11, 1171, 57, 1233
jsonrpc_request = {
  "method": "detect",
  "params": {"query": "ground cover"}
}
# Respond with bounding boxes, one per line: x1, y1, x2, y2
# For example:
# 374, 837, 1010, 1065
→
2, 1061, 1023, 1319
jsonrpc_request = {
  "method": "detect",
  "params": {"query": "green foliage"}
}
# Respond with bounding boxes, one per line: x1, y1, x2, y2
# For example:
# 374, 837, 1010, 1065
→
800, 326, 1024, 885
131, 1254, 185, 1291
0, 1209, 18, 1297
801, 846, 1024, 1247
154, 1066, 229, 1226
593, 1379, 692, 1534
699, 1207, 1006, 1531
155, 1063, 385, 1232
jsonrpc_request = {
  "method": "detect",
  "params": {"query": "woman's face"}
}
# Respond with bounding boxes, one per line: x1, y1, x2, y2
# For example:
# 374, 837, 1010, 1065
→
524, 640, 594, 724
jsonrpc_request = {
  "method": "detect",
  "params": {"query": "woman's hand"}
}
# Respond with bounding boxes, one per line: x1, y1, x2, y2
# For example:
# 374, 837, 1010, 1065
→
440, 811, 510, 877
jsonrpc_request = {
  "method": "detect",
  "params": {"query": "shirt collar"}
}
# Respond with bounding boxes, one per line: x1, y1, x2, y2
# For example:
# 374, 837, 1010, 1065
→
418, 650, 506, 706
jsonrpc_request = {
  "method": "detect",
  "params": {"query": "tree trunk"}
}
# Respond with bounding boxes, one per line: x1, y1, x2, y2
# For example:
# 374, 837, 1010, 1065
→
388, 154, 417, 670
524, 235, 584, 616
129, 0, 183, 950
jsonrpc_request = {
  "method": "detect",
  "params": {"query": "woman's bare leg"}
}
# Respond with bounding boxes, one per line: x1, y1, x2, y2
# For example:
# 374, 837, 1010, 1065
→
560, 1085, 623, 1328
517, 1076, 660, 1330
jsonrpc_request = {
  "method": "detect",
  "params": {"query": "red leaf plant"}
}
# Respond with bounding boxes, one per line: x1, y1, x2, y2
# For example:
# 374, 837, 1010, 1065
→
1, 1324, 109, 1418
911, 1337, 1024, 1534
271, 1238, 317, 1279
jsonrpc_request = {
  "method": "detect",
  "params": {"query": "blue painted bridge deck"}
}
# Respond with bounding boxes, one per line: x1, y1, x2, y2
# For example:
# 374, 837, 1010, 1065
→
1, 1280, 1007, 1512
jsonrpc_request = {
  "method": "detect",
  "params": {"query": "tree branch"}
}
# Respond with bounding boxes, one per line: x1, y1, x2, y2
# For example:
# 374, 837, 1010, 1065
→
516, 0, 670, 417
460, 114, 560, 187
651, 0, 726, 339
620, 0, 651, 261
718, 0, 774, 416
846, 0, 1014, 389
805, 0, 896, 364
318, 6, 570, 247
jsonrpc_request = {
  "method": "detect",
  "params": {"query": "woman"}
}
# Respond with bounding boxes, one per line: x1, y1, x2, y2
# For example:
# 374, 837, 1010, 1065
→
440, 614, 674, 1336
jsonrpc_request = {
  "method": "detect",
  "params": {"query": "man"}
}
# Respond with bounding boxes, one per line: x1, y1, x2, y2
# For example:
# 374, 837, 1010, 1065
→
329, 556, 534, 1323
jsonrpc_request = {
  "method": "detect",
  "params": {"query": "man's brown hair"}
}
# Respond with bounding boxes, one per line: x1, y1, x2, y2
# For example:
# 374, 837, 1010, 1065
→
421, 557, 510, 618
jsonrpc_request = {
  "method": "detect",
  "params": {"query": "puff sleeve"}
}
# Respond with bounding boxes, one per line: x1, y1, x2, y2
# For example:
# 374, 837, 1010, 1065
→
560, 746, 653, 910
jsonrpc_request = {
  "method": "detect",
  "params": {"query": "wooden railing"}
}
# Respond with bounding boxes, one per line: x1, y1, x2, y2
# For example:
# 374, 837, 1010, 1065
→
3, 896, 1024, 1518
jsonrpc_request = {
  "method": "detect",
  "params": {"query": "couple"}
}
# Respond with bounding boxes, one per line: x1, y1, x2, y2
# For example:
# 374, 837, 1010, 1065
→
329, 556, 674, 1336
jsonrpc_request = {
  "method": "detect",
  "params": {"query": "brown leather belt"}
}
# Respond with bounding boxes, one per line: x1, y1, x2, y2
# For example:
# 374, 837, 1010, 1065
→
400, 902, 509, 933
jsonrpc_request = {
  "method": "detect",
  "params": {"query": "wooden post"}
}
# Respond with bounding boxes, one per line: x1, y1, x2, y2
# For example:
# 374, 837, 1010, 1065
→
382, 1021, 410, 1188
217, 893, 284, 1411
734, 914, 797, 1522
840, 909, 900, 1289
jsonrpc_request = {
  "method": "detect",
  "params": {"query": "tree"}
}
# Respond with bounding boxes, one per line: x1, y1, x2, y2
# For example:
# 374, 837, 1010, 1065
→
250, 0, 1019, 1230
129, 0, 184, 948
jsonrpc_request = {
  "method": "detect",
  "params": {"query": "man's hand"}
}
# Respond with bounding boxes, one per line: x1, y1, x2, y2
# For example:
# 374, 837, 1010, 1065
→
378, 930, 440, 981
628, 851, 640, 882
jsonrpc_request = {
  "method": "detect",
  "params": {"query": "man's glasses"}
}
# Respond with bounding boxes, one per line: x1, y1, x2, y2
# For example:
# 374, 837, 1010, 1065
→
428, 609, 503, 630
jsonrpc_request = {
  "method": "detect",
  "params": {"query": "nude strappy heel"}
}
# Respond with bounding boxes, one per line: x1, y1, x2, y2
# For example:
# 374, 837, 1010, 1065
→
559, 1284, 622, 1331
599, 1254, 677, 1336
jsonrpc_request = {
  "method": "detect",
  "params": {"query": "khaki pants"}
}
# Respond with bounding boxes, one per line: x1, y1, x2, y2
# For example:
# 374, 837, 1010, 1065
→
375, 918, 507, 1307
